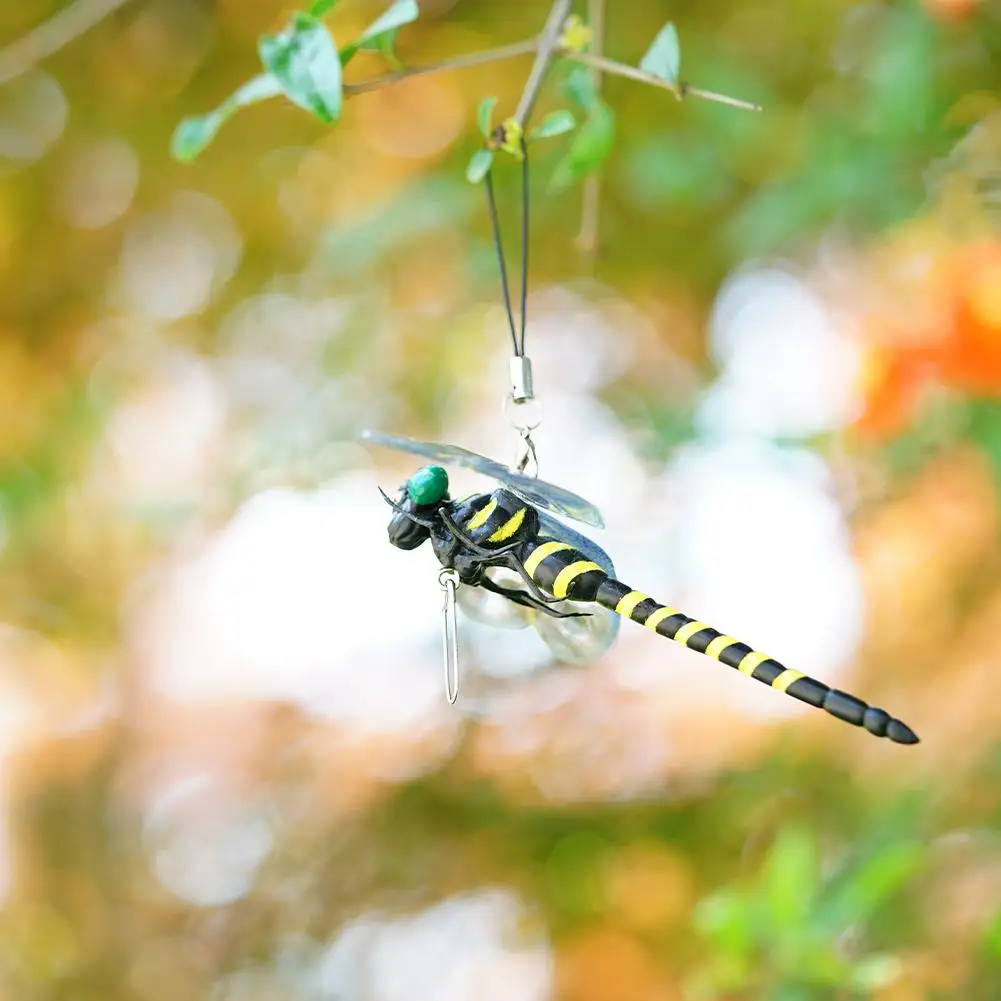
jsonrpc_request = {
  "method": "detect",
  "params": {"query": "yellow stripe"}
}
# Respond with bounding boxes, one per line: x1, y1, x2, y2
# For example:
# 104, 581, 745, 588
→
737, 650, 768, 677
644, 606, 679, 631
487, 507, 526, 543
552, 561, 602, 599
466, 498, 497, 531
674, 620, 711, 645
615, 591, 650, 618
705, 635, 739, 660
524, 541, 572, 578
771, 669, 804, 693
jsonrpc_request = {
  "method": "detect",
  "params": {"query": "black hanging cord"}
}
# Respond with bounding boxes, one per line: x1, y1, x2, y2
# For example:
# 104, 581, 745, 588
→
483, 140, 530, 358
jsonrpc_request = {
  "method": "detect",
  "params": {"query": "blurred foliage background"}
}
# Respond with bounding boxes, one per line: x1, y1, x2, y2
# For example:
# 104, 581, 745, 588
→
3, 0, 1001, 998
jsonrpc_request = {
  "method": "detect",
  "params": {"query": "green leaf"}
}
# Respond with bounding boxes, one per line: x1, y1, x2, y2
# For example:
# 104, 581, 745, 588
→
477, 96, 497, 139
849, 955, 904, 992
341, 0, 419, 63
563, 64, 599, 111
640, 21, 681, 85
259, 13, 343, 123
308, 0, 339, 15
549, 101, 614, 191
170, 73, 283, 162
358, 0, 419, 45
466, 148, 494, 184
763, 825, 818, 932
814, 843, 923, 933
529, 109, 576, 140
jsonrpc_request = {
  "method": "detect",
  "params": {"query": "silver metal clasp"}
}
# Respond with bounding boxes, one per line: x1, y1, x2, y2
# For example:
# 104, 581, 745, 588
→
509, 355, 534, 403
503, 355, 543, 479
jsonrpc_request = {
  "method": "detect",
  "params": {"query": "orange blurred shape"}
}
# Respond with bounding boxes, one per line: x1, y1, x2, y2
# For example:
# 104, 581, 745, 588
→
903, 579, 1001, 768
922, 0, 981, 22
946, 242, 1001, 390
606, 842, 696, 934
854, 445, 998, 673
356, 72, 465, 162
856, 241, 1001, 435
855, 342, 932, 438
556, 926, 681, 1001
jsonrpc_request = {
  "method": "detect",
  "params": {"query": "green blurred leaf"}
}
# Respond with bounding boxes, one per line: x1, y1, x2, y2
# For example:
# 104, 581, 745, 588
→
622, 133, 731, 208
563, 64, 599, 111
862, 7, 934, 140
639, 22, 680, 86
529, 109, 576, 140
815, 843, 923, 933
259, 13, 343, 123
170, 73, 283, 161
550, 101, 614, 191
849, 955, 904, 992
964, 398, 1001, 491
342, 0, 419, 63
764, 825, 818, 932
466, 148, 494, 183
308, 0, 339, 15
545, 832, 609, 917
358, 0, 419, 43
984, 906, 1001, 959
694, 889, 756, 957
477, 96, 497, 139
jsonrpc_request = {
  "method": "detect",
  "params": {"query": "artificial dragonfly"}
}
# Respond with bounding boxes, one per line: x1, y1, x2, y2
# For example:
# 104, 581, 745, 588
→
364, 430, 920, 745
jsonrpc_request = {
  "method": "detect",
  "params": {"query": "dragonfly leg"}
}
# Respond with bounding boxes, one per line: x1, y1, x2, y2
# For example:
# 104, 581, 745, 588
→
438, 511, 565, 607
479, 576, 591, 619
496, 551, 572, 607
379, 488, 437, 529
439, 509, 523, 559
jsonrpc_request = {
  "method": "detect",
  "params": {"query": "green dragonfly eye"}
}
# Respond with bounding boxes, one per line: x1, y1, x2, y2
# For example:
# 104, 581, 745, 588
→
407, 465, 448, 506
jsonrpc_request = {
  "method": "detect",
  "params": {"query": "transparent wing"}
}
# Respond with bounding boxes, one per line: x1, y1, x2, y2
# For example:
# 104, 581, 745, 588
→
360, 430, 511, 481
500, 472, 604, 530
361, 429, 604, 528
532, 512, 621, 663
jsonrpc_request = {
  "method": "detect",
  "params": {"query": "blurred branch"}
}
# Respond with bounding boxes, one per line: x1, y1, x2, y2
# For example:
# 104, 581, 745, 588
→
576, 0, 605, 258
345, 0, 573, 128
512, 0, 573, 130
342, 5, 760, 115
0, 0, 135, 86
344, 38, 538, 97
564, 50, 763, 111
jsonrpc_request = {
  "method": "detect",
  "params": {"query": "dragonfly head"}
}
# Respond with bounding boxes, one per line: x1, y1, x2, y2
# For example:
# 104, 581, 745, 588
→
386, 465, 450, 550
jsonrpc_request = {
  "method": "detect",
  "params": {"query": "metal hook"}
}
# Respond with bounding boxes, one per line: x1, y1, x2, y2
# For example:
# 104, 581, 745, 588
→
503, 386, 543, 480
439, 568, 460, 704
514, 428, 539, 478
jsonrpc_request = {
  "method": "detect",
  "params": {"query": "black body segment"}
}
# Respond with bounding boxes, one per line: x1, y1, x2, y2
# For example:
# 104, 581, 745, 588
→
517, 537, 919, 746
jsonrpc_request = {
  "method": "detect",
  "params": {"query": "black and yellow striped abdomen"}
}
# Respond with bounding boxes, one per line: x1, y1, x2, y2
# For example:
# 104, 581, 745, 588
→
522, 539, 919, 745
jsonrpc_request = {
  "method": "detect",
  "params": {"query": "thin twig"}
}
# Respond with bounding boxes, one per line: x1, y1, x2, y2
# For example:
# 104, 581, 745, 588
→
682, 82, 763, 110
512, 0, 573, 130
564, 50, 763, 111
342, 15, 760, 115
344, 37, 537, 96
576, 0, 605, 257
0, 0, 135, 87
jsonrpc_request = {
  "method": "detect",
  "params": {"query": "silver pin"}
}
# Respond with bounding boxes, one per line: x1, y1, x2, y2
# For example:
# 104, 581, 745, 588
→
439, 568, 460, 704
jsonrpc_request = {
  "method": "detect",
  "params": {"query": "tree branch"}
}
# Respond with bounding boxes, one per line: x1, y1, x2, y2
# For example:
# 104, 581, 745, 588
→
512, 0, 573, 131
0, 0, 135, 87
343, 37, 538, 97
564, 50, 762, 111
340, 14, 761, 116
576, 0, 605, 257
